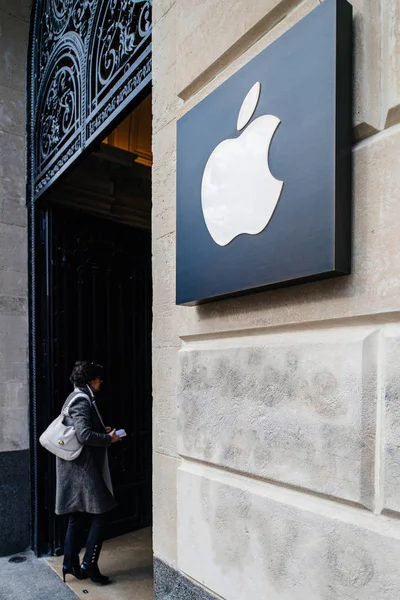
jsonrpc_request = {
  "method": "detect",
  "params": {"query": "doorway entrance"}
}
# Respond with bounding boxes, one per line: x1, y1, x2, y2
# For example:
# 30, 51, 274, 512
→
33, 94, 153, 556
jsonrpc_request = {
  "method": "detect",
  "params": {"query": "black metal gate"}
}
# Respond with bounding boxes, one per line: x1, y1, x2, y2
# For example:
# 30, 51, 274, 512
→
35, 204, 152, 555
28, 0, 152, 201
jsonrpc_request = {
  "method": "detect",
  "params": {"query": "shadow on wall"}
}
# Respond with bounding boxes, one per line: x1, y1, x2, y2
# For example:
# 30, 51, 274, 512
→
195, 273, 355, 322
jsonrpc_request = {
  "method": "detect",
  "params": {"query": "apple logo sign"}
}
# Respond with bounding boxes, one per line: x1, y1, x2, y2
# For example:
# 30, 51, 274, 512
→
201, 82, 284, 247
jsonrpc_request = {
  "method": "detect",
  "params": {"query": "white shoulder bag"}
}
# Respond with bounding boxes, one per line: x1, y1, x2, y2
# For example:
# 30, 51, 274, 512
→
39, 392, 91, 461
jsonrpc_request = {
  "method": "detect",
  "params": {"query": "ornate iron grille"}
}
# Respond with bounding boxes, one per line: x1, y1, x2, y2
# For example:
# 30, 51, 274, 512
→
29, 0, 152, 201
27, 0, 152, 554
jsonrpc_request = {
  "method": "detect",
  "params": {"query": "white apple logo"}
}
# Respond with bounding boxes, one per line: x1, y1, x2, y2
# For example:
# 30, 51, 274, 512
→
201, 82, 283, 246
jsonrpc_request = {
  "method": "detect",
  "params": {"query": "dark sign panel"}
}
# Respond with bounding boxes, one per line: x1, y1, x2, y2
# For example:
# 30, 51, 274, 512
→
176, 0, 352, 305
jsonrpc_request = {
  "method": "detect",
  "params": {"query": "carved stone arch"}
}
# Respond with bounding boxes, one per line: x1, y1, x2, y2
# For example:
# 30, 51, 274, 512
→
28, 0, 152, 201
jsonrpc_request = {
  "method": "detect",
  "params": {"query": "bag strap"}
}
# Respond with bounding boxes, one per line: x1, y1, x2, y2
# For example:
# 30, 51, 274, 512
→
62, 392, 91, 416
62, 391, 107, 431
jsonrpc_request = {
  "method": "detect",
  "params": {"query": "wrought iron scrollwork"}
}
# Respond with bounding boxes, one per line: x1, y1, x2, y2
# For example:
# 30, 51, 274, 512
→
30, 0, 152, 200
40, 67, 77, 160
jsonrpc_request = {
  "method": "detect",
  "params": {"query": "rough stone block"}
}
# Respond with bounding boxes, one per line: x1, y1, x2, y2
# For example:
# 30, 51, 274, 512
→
0, 270, 27, 297
0, 313, 28, 409
177, 0, 305, 99
1, 195, 26, 227
0, 404, 29, 452
352, 0, 383, 139
0, 311, 27, 339
174, 0, 384, 139
382, 327, 400, 514
152, 232, 175, 309
0, 130, 25, 184
153, 347, 178, 456
152, 119, 176, 242
178, 465, 400, 600
0, 295, 26, 316
0, 223, 27, 274
153, 306, 180, 350
153, 452, 178, 567
0, 83, 25, 137
0, 0, 31, 23
0, 130, 26, 227
152, 5, 180, 135
0, 171, 25, 208
383, 0, 400, 128
0, 380, 27, 409
153, 0, 176, 25
0, 12, 29, 91
178, 329, 378, 506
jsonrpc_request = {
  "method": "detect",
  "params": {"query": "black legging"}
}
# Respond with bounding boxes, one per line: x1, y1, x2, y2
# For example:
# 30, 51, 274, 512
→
63, 511, 108, 568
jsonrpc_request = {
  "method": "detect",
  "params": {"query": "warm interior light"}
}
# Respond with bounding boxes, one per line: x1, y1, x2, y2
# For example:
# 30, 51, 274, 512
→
103, 94, 152, 167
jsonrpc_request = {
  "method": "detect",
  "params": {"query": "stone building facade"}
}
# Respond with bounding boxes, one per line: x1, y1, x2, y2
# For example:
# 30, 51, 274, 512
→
0, 0, 31, 555
152, 1, 400, 598
1, 1, 400, 599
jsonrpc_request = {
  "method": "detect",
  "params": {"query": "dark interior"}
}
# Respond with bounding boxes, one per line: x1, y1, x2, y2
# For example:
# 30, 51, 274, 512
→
34, 94, 153, 555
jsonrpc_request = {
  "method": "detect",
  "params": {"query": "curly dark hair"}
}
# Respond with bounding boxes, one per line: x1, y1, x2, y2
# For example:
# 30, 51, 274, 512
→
70, 361, 104, 387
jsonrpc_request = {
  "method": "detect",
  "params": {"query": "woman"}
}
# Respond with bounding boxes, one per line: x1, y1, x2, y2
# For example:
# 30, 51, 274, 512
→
56, 361, 120, 585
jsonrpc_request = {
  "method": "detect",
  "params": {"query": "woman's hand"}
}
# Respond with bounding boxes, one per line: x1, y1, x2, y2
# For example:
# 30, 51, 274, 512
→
108, 429, 121, 443
105, 426, 112, 433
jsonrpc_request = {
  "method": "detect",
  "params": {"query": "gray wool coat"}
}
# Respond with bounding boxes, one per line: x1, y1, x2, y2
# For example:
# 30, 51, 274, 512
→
55, 387, 117, 515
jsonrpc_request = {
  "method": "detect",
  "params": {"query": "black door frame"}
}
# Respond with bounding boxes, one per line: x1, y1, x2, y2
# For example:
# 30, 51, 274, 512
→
31, 203, 152, 555
27, 0, 153, 555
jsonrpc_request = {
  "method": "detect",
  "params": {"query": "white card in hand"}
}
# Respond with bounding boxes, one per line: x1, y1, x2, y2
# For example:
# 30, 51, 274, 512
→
116, 429, 127, 437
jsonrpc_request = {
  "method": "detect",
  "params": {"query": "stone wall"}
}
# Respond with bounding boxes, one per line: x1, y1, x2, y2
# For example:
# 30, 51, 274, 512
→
152, 0, 400, 598
0, 1, 31, 556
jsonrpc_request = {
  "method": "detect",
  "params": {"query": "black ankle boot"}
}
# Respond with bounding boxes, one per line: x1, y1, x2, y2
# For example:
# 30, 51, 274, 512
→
81, 542, 111, 585
80, 562, 110, 585
62, 563, 85, 582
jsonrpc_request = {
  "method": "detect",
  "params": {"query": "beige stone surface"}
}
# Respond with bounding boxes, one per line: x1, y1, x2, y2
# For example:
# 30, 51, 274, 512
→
0, 0, 31, 23
0, 380, 29, 451
175, 0, 388, 147
170, 0, 395, 142
149, 0, 400, 598
153, 452, 178, 566
0, 221, 27, 274
0, 130, 25, 185
382, 326, 400, 514
383, 0, 400, 128
352, 0, 383, 140
152, 119, 176, 242
152, 4, 180, 135
0, 3, 29, 454
178, 463, 400, 600
153, 346, 178, 456
47, 529, 153, 600
0, 152, 25, 210
0, 11, 30, 91
178, 328, 378, 506
176, 0, 303, 99
175, 0, 318, 117
0, 84, 26, 137
153, 231, 176, 312
153, 305, 180, 351
153, 0, 175, 25
0, 269, 26, 298
151, 115, 179, 357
